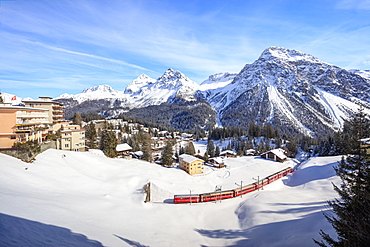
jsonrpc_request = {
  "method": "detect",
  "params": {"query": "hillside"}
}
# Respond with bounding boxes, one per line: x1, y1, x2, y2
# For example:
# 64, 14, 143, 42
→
0, 149, 340, 246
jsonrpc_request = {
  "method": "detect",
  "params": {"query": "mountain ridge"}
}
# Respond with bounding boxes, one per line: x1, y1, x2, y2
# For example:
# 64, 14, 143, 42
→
52, 47, 370, 136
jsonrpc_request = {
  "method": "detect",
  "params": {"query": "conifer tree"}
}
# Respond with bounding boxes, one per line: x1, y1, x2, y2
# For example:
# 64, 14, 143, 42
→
207, 139, 215, 158
72, 112, 83, 126
185, 142, 196, 155
215, 146, 220, 157
314, 107, 370, 246
142, 139, 152, 162
203, 151, 209, 162
161, 140, 174, 166
100, 130, 117, 158
85, 122, 97, 149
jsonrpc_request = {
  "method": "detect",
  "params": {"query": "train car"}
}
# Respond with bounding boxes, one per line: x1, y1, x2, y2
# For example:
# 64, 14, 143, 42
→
174, 194, 200, 204
233, 183, 256, 197
267, 171, 283, 183
282, 167, 293, 175
200, 190, 234, 202
173, 166, 294, 204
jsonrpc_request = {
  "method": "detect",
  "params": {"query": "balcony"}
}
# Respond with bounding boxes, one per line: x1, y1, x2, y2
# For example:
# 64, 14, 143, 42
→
52, 105, 65, 110
52, 110, 64, 114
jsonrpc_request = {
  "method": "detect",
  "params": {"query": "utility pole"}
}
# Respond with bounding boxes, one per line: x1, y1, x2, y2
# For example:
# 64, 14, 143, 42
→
188, 188, 192, 205
253, 176, 260, 191
235, 181, 243, 198
215, 185, 222, 203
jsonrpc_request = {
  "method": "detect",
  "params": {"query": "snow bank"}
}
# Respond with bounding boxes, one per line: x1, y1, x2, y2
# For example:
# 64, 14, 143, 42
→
0, 150, 341, 246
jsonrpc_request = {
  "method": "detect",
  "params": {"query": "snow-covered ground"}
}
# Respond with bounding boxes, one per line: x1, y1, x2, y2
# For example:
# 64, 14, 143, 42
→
0, 149, 340, 246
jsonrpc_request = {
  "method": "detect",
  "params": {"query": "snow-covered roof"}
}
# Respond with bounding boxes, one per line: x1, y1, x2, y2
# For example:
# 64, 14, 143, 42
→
179, 154, 204, 163
116, 143, 132, 152
359, 138, 370, 145
209, 157, 224, 164
261, 148, 287, 160
220, 150, 237, 156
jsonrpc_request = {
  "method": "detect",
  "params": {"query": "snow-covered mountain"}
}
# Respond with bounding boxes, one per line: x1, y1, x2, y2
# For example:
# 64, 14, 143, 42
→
55, 85, 123, 104
199, 47, 370, 136
124, 74, 156, 94
55, 47, 370, 135
55, 68, 199, 109
129, 68, 200, 106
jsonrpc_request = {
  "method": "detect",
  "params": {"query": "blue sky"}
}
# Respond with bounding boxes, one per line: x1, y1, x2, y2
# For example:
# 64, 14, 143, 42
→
0, 0, 369, 99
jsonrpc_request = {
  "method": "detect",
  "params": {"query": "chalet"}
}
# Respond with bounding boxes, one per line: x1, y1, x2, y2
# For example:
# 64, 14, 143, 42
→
359, 138, 370, 155
116, 143, 132, 158
179, 154, 204, 175
220, 150, 237, 158
246, 149, 256, 156
208, 157, 225, 168
261, 148, 287, 162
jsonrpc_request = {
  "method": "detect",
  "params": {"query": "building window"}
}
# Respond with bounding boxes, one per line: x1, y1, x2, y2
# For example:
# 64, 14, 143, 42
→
65, 144, 69, 148
10, 135, 16, 139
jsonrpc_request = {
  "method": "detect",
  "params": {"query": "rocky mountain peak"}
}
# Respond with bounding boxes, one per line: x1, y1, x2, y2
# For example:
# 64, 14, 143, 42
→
258, 46, 322, 64
81, 85, 118, 94
124, 74, 156, 94
156, 68, 198, 88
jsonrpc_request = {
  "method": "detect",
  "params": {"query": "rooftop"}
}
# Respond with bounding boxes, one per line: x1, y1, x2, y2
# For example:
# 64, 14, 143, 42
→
179, 154, 204, 163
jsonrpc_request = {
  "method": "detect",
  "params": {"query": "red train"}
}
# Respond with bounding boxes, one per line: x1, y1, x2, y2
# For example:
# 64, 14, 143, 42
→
174, 167, 293, 203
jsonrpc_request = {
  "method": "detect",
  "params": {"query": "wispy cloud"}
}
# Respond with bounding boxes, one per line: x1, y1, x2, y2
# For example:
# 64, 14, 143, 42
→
336, 0, 370, 10
1, 0, 370, 98
28, 41, 156, 73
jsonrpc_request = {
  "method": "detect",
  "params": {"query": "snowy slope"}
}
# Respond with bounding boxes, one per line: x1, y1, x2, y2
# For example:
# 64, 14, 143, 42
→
0, 149, 340, 246
349, 69, 370, 80
199, 72, 237, 91
124, 74, 156, 94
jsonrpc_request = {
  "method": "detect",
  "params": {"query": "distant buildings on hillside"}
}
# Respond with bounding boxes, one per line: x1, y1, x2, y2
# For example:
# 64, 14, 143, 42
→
0, 96, 85, 152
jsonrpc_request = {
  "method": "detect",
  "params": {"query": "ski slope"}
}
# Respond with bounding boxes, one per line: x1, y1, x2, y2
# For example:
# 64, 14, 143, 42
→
0, 149, 340, 246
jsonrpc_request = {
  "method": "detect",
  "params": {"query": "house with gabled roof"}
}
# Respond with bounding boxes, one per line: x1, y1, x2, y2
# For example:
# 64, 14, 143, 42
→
261, 148, 288, 162
116, 143, 132, 158
179, 154, 204, 175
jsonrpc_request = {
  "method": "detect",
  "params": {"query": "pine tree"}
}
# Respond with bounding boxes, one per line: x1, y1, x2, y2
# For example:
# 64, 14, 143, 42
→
142, 139, 152, 162
100, 130, 117, 158
215, 146, 220, 157
85, 122, 97, 149
314, 107, 370, 246
185, 142, 196, 155
207, 139, 215, 158
72, 112, 83, 126
162, 140, 174, 167
203, 151, 209, 162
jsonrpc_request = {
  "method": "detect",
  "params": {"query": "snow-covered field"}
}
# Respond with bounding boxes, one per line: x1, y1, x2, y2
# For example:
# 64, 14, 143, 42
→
0, 149, 340, 246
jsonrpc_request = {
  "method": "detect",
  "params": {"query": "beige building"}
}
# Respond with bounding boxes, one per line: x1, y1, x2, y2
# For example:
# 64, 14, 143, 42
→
179, 154, 204, 175
58, 125, 85, 152
0, 103, 49, 148
22, 97, 65, 125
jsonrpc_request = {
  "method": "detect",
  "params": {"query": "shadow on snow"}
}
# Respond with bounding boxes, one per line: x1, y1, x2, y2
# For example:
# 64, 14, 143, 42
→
114, 234, 149, 247
195, 210, 335, 247
0, 213, 103, 247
